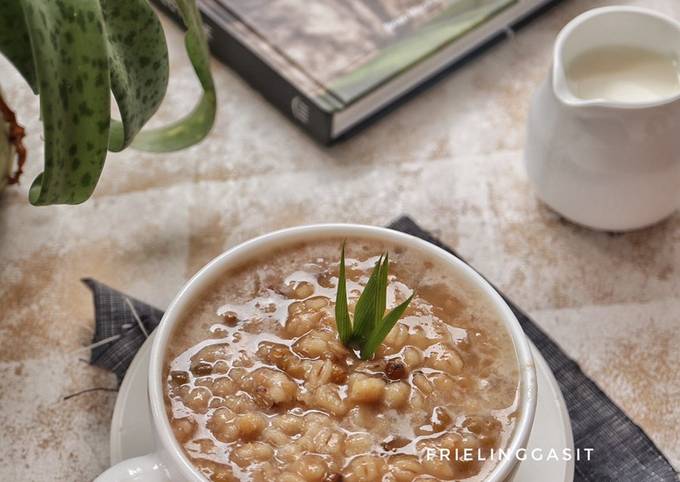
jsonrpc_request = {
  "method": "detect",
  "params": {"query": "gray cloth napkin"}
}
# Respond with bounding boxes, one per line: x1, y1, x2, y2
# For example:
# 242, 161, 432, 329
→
85, 216, 678, 482
83, 278, 163, 382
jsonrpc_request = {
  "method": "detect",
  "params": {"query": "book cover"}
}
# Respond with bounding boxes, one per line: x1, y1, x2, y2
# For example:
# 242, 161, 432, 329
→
217, 0, 516, 110
154, 0, 552, 142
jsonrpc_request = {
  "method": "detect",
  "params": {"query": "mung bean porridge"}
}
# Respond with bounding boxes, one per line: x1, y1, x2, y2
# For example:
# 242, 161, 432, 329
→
164, 238, 519, 481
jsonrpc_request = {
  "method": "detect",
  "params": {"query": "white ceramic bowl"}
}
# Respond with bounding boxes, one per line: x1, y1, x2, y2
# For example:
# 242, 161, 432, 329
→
96, 224, 537, 481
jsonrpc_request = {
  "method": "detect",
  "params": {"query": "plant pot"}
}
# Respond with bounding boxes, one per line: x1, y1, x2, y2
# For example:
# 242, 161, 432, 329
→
0, 88, 15, 192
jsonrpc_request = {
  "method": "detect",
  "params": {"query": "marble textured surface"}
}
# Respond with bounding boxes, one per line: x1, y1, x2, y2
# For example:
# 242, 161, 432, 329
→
1, 0, 680, 480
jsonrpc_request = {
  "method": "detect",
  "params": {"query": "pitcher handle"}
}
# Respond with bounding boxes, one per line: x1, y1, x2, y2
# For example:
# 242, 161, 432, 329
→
94, 453, 170, 481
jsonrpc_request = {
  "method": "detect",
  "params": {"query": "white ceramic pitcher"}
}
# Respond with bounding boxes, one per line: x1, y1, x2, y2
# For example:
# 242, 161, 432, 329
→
525, 7, 680, 231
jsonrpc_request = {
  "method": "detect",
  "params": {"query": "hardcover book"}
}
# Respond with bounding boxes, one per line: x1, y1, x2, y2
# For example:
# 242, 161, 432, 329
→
155, 0, 556, 143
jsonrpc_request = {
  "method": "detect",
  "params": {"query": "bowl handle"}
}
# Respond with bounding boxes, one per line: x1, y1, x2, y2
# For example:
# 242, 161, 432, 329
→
94, 453, 170, 481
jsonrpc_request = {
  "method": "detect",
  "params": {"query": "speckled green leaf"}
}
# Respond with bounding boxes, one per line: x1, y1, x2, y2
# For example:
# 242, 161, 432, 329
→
129, 0, 216, 152
0, 0, 38, 92
22, 0, 111, 205
6, 0, 214, 206
101, 0, 169, 151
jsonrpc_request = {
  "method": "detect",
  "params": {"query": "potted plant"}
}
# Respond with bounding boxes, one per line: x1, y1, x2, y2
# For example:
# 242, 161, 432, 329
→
0, 0, 216, 205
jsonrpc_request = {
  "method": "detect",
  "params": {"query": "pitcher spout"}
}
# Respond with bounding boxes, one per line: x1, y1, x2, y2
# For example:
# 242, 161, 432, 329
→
552, 59, 584, 107
551, 6, 680, 108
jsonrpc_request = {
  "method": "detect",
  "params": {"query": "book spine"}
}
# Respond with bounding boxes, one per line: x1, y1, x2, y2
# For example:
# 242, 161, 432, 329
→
151, 0, 334, 144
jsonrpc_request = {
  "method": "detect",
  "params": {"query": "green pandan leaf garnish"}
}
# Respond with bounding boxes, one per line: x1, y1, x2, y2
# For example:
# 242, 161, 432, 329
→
335, 244, 414, 360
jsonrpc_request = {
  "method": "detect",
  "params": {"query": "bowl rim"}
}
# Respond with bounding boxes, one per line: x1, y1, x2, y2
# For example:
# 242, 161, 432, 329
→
148, 223, 537, 481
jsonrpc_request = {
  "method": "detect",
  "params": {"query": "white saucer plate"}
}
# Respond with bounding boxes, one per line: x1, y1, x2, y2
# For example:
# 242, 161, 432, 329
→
110, 334, 574, 481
